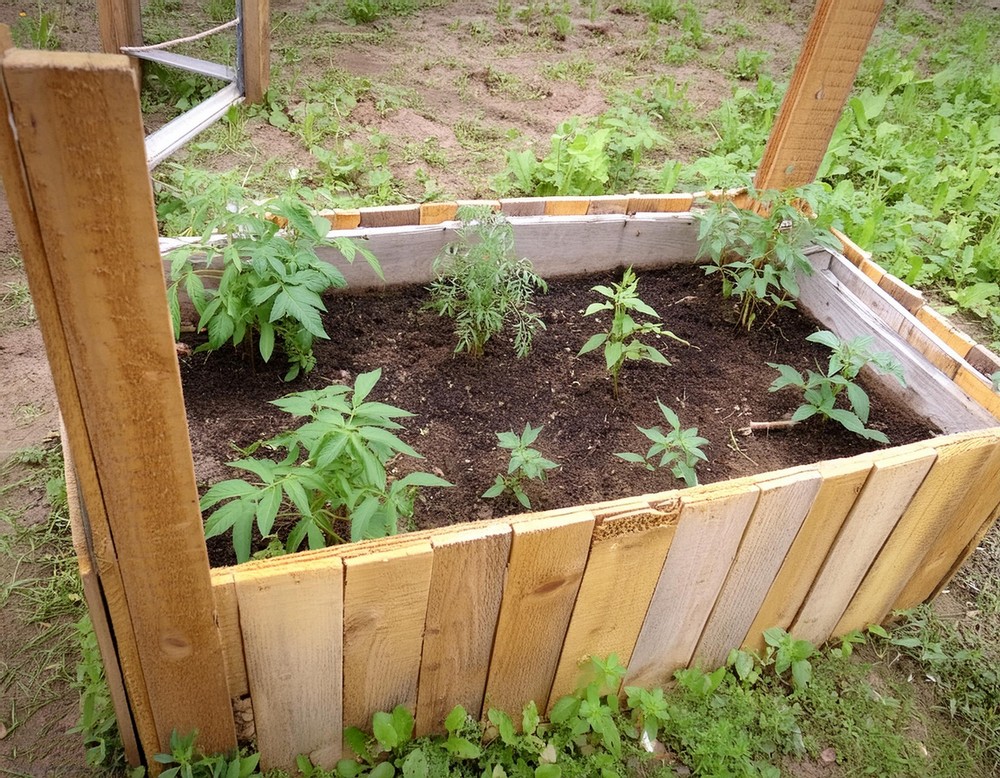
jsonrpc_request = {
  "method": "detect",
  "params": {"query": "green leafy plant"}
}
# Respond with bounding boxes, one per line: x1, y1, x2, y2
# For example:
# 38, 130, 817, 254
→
482, 423, 560, 509
695, 186, 842, 330
425, 206, 548, 357
70, 616, 127, 772
346, 0, 380, 23
732, 48, 770, 80
579, 267, 689, 397
646, 0, 677, 23
200, 369, 451, 562
767, 330, 905, 443
166, 194, 382, 380
151, 731, 261, 778
12, 3, 60, 49
616, 400, 708, 487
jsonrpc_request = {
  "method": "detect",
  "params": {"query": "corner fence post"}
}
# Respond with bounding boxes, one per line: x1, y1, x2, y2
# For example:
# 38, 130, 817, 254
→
755, 0, 884, 191
0, 48, 236, 765
96, 0, 143, 75
241, 0, 270, 103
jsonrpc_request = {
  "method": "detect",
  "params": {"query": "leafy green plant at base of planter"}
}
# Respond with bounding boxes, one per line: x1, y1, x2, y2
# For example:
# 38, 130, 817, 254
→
425, 206, 548, 357
482, 423, 560, 509
768, 330, 905, 444
166, 194, 382, 381
70, 615, 127, 773
616, 399, 708, 487
579, 266, 689, 397
200, 369, 452, 562
695, 185, 842, 330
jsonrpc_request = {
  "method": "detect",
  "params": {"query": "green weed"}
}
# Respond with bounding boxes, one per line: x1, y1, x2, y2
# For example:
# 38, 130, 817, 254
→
482, 423, 560, 509
12, 3, 60, 49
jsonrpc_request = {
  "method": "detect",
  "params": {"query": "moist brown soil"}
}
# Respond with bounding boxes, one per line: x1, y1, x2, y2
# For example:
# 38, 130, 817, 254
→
179, 263, 938, 568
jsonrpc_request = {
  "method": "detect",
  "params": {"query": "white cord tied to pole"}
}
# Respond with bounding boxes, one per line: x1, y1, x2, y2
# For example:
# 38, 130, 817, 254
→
120, 18, 239, 53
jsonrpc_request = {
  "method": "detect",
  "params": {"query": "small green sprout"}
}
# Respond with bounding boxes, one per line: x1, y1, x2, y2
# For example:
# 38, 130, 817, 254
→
482, 423, 559, 509
616, 400, 709, 487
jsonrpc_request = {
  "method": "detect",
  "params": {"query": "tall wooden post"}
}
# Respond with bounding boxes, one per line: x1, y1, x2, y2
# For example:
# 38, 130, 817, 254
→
241, 0, 270, 103
0, 48, 236, 764
755, 0, 883, 191
96, 0, 142, 76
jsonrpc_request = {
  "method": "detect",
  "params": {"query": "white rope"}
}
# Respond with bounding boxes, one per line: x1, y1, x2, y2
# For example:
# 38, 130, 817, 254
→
120, 18, 239, 53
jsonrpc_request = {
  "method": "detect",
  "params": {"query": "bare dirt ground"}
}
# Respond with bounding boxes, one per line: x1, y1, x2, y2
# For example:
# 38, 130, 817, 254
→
0, 0, 998, 774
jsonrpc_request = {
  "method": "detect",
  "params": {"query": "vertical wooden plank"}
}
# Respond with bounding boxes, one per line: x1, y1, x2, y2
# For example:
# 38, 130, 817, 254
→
694, 471, 822, 668
343, 543, 434, 731
835, 433, 1000, 634
893, 443, 1000, 609
548, 505, 680, 704
2, 50, 235, 755
791, 447, 936, 645
211, 572, 249, 697
241, 0, 269, 103
235, 561, 343, 772
743, 457, 872, 654
96, 0, 142, 75
626, 484, 760, 689
415, 525, 511, 735
482, 513, 595, 717
755, 0, 883, 190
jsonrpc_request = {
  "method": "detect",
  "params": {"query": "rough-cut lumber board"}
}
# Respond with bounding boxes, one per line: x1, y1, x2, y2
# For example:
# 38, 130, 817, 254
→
96, 0, 142, 75
933, 503, 1000, 601
343, 543, 434, 730
835, 432, 1000, 634
419, 202, 459, 225
358, 203, 420, 228
954, 365, 1000, 421
2, 50, 234, 756
755, 0, 883, 189
235, 561, 343, 772
415, 525, 511, 734
893, 442, 1000, 609
240, 0, 269, 103
319, 209, 362, 230
694, 471, 822, 668
544, 197, 590, 216
791, 446, 936, 644
483, 512, 595, 717
915, 305, 976, 359
965, 344, 1000, 378
549, 504, 680, 703
210, 572, 249, 697
500, 197, 547, 217
877, 273, 924, 314
586, 195, 629, 215
796, 250, 996, 432
743, 457, 872, 655
831, 227, 870, 267
627, 193, 694, 213
627, 483, 760, 688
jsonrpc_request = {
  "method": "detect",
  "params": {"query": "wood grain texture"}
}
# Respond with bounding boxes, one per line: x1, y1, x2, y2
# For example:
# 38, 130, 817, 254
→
915, 305, 976, 359
483, 513, 595, 717
2, 50, 234, 756
416, 525, 511, 734
836, 432, 1000, 634
965, 344, 1000, 377
954, 365, 1000, 421
743, 457, 872, 655
500, 198, 547, 216
627, 484, 760, 689
358, 203, 421, 228
419, 202, 459, 225
791, 447, 936, 645
893, 442, 1000, 609
877, 274, 924, 314
796, 250, 996, 432
343, 543, 434, 730
240, 0, 270, 103
586, 195, 629, 215
211, 572, 249, 697
96, 0, 142, 77
933, 504, 1000, 601
831, 227, 870, 266
544, 197, 590, 216
694, 471, 822, 668
627, 193, 694, 213
755, 0, 883, 189
235, 561, 343, 772
549, 506, 680, 703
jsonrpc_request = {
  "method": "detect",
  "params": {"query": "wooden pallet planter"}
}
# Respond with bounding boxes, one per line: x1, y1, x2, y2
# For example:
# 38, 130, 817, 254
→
5, 2, 1000, 773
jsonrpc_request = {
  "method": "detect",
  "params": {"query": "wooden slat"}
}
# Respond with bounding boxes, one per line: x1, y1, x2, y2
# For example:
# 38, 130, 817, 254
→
626, 483, 760, 688
483, 512, 595, 717
235, 561, 343, 772
358, 203, 421, 228
933, 504, 1000, 600
791, 446, 936, 644
241, 0, 270, 103
877, 273, 924, 314
755, 0, 883, 189
500, 198, 547, 216
586, 195, 629, 215
96, 0, 142, 76
415, 525, 511, 734
915, 305, 976, 359
954, 365, 1000, 421
627, 193, 694, 213
548, 505, 680, 703
2, 49, 234, 756
893, 442, 1000, 609
831, 227, 870, 266
965, 344, 1000, 378
211, 572, 249, 697
319, 209, 362, 230
544, 197, 590, 216
835, 432, 1000, 634
796, 251, 996, 432
343, 543, 434, 731
743, 456, 872, 654
419, 202, 459, 225
694, 471, 822, 668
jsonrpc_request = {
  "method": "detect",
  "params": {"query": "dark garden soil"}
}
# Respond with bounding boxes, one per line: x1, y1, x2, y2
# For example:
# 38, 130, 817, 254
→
179, 263, 939, 568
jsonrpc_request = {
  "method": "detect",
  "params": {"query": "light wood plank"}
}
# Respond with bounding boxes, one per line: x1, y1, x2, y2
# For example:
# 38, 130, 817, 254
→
755, 0, 883, 189
791, 447, 936, 645
3, 50, 234, 754
343, 543, 434, 730
954, 365, 1000, 421
831, 227, 870, 266
915, 305, 976, 359
836, 432, 1000, 634
933, 504, 1000, 600
893, 442, 1000, 609
877, 274, 923, 314
240, 0, 270, 103
419, 202, 459, 225
235, 561, 343, 772
627, 193, 695, 213
626, 483, 760, 688
586, 195, 629, 215
694, 471, 822, 668
544, 197, 590, 216
482, 512, 595, 717
743, 457, 873, 654
96, 0, 142, 76
415, 525, 511, 734
549, 504, 680, 703
211, 571, 249, 697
